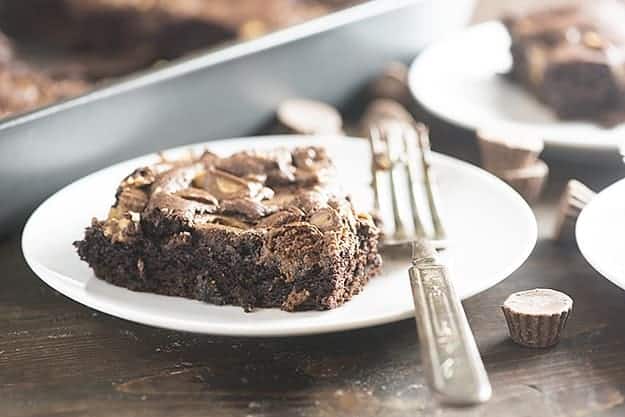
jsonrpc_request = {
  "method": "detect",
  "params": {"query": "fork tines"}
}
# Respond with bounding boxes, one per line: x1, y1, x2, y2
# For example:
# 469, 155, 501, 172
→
368, 119, 446, 247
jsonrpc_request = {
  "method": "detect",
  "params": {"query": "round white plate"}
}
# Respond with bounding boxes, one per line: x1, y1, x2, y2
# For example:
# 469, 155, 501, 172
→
22, 135, 536, 337
577, 178, 625, 290
409, 21, 625, 152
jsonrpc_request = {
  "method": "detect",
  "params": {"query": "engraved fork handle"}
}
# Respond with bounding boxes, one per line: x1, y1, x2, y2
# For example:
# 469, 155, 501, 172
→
409, 249, 492, 405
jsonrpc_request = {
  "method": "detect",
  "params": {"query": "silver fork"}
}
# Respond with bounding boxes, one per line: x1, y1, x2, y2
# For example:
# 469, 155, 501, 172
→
368, 120, 492, 405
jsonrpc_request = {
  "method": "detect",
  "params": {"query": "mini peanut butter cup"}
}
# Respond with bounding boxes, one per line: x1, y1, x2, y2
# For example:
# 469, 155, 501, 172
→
358, 98, 414, 137
477, 130, 544, 173
553, 179, 596, 244
276, 98, 343, 135
502, 289, 572, 348
366, 61, 412, 108
500, 159, 549, 204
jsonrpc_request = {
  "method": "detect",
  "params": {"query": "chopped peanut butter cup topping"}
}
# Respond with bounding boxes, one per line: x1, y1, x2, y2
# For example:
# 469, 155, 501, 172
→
102, 146, 357, 236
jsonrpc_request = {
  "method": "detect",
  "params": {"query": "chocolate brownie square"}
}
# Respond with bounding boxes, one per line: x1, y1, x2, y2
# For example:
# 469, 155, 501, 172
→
504, 1, 625, 122
75, 146, 382, 312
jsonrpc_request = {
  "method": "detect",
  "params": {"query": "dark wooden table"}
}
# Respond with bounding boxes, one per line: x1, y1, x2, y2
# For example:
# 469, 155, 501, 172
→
3, 115, 625, 417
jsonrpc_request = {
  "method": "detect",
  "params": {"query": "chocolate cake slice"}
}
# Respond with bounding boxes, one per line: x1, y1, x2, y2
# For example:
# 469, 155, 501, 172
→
504, 1, 625, 122
75, 146, 382, 312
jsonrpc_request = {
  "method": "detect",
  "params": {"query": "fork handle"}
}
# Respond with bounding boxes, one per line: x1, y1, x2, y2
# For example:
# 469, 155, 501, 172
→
408, 262, 492, 405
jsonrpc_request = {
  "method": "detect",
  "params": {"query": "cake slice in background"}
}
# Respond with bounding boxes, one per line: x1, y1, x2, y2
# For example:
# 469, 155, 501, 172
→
503, 0, 625, 122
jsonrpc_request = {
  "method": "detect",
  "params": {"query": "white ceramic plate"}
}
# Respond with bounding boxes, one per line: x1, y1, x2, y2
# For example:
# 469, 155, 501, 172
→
409, 21, 625, 152
22, 135, 536, 337
577, 178, 625, 290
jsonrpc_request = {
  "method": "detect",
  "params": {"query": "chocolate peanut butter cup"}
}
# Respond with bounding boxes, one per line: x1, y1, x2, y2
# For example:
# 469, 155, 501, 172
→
502, 288, 573, 348
276, 99, 343, 135
476, 130, 544, 173
500, 159, 549, 204
553, 179, 596, 244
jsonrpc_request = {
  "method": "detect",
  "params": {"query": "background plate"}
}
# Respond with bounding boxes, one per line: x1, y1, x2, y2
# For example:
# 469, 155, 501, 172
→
409, 21, 625, 152
577, 178, 625, 291
22, 136, 536, 336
